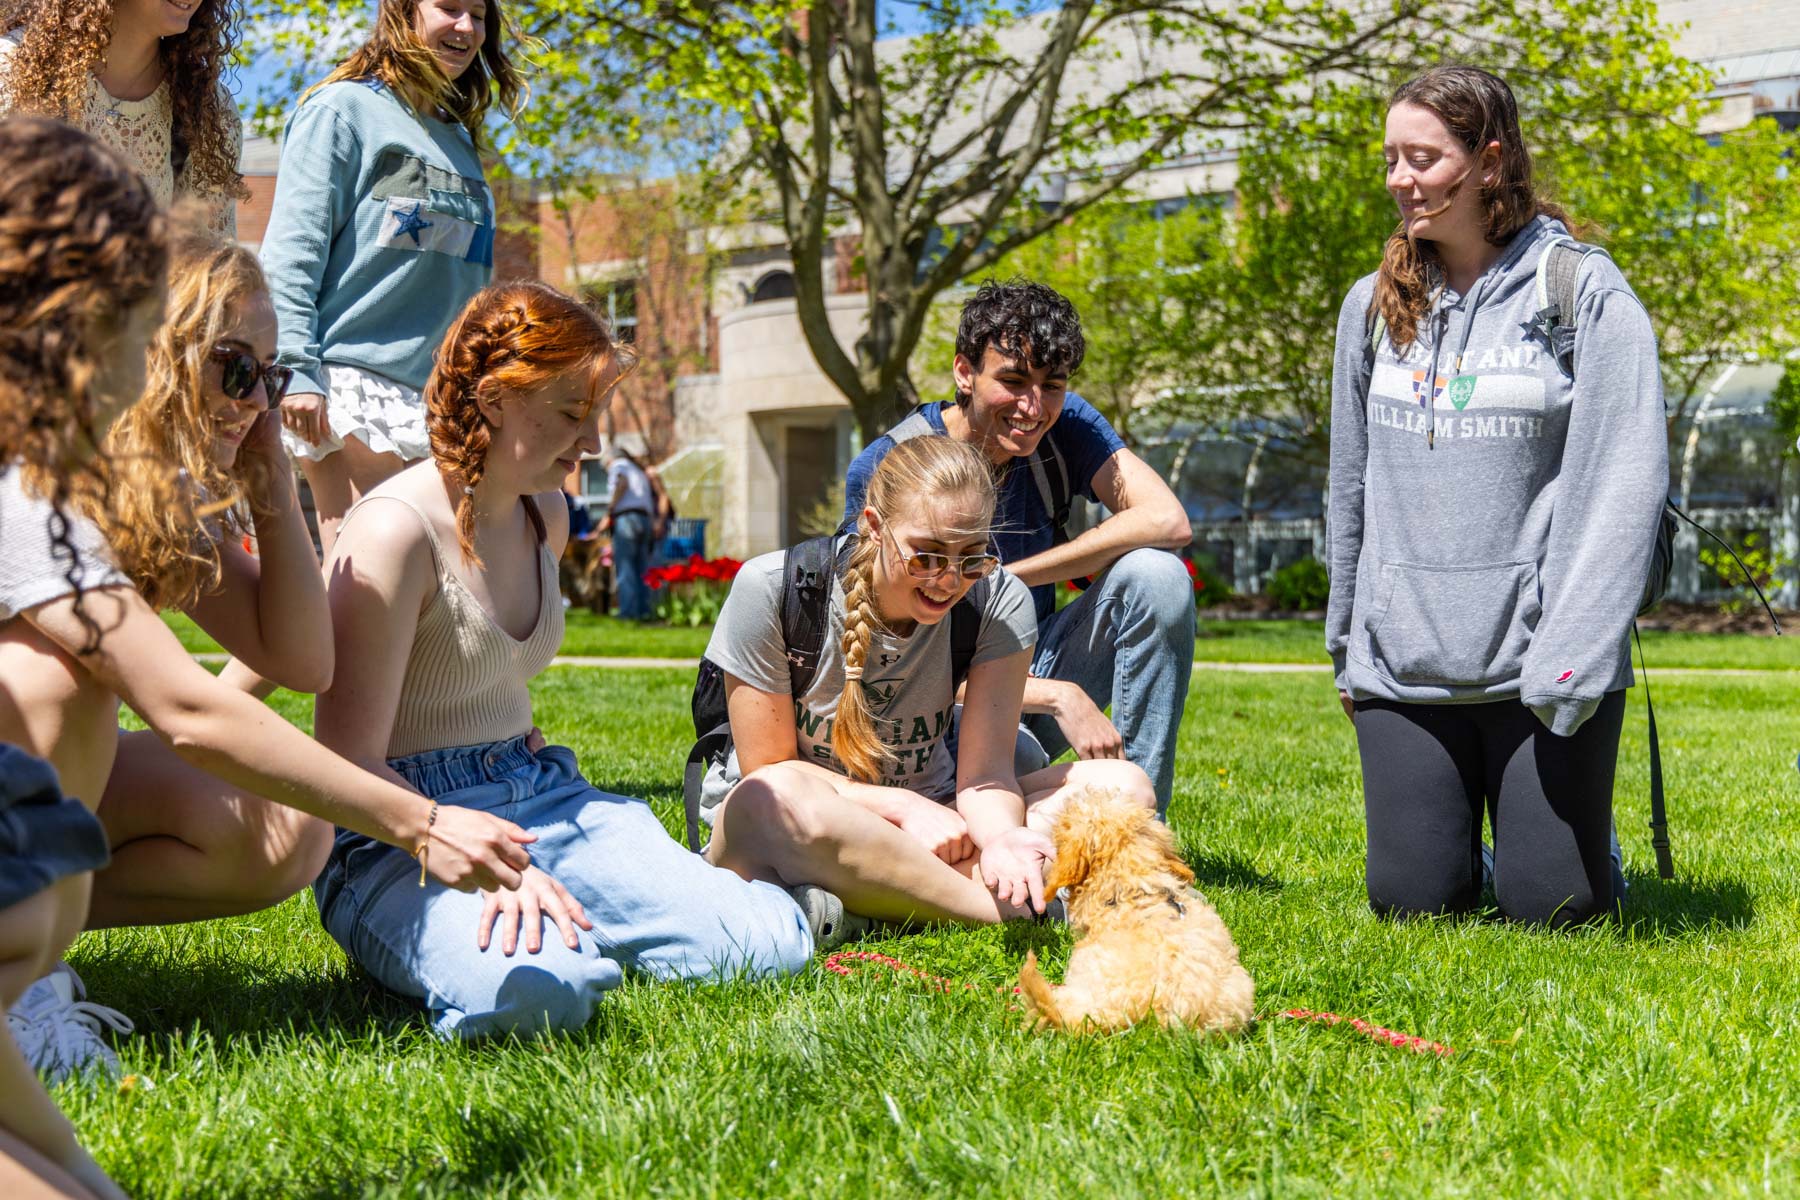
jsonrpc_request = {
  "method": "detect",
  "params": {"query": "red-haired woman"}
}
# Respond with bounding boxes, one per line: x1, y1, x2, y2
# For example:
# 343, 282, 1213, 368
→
0, 0, 245, 235
1326, 66, 1667, 926
311, 282, 812, 1039
263, 0, 525, 556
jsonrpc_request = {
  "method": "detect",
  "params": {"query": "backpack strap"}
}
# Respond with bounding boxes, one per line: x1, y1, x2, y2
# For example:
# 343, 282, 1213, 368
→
682, 723, 731, 853
947, 582, 984, 690
779, 534, 845, 700
1631, 623, 1674, 881
1026, 437, 1074, 546
1529, 237, 1609, 376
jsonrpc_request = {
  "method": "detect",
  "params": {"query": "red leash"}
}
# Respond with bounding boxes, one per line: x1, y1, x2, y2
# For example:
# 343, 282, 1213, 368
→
824, 950, 1454, 1056
1276, 1008, 1454, 1057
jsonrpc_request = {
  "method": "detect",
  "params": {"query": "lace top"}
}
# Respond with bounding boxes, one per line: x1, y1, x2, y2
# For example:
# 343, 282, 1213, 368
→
0, 36, 238, 237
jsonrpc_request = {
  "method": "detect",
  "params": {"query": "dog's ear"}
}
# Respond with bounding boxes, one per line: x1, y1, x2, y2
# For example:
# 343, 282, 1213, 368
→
1044, 827, 1093, 894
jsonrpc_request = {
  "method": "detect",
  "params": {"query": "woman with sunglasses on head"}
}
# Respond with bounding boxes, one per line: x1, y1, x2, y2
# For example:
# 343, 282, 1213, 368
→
262, 0, 523, 557
5, 228, 539, 1083
0, 0, 245, 236
700, 435, 1156, 947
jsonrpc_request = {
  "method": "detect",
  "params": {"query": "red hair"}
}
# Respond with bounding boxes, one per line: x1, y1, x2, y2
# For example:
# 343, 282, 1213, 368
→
424, 282, 635, 564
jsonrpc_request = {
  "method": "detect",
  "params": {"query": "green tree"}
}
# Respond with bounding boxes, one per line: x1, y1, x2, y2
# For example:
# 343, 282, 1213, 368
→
246, 0, 1696, 443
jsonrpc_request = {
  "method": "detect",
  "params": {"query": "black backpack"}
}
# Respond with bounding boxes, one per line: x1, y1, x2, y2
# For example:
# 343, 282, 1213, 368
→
681, 533, 983, 851
1362, 237, 1782, 880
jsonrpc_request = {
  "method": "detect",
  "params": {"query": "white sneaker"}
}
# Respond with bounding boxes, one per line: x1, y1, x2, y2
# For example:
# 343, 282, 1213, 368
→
788, 885, 874, 952
6, 963, 133, 1084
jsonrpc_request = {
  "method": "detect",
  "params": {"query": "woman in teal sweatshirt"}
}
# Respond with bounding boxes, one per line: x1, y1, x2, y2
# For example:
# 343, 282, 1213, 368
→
263, 0, 526, 556
1325, 66, 1669, 926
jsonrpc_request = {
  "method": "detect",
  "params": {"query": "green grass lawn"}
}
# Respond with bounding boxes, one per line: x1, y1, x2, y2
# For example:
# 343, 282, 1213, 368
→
67, 662, 1800, 1197
164, 609, 1800, 670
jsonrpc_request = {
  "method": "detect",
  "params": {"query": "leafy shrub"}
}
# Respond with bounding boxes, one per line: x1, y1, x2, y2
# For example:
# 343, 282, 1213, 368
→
1266, 558, 1329, 612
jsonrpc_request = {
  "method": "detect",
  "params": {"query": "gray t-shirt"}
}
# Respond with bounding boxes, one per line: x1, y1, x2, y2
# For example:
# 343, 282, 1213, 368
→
0, 467, 126, 622
701, 541, 1037, 817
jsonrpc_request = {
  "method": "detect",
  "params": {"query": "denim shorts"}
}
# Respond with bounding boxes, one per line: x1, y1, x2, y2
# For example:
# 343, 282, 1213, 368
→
314, 734, 812, 1039
0, 744, 109, 910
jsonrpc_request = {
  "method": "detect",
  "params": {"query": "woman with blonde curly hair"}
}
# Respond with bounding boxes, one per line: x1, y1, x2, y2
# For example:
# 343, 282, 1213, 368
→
0, 115, 163, 1200
699, 435, 1156, 949
3, 224, 543, 1088
263, 0, 527, 556
312, 281, 812, 1039
0, 0, 245, 236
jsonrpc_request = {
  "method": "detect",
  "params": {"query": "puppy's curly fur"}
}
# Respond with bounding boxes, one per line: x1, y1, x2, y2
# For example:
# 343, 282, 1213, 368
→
1018, 788, 1254, 1034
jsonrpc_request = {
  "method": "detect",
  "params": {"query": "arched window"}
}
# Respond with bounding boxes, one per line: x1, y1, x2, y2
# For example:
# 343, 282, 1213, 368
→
750, 270, 796, 303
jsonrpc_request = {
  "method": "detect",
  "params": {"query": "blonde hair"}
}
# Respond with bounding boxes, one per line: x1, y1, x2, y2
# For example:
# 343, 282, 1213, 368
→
832, 435, 997, 783
91, 226, 272, 610
306, 0, 527, 146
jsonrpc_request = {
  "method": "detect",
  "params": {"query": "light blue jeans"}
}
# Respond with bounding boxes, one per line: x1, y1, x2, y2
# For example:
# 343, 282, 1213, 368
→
612, 510, 654, 620
314, 735, 812, 1039
1024, 548, 1196, 817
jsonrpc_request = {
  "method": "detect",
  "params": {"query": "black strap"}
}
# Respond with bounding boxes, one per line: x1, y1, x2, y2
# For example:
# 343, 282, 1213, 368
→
780, 535, 851, 699
683, 724, 732, 852
1666, 501, 1783, 634
1631, 623, 1674, 880
948, 588, 981, 688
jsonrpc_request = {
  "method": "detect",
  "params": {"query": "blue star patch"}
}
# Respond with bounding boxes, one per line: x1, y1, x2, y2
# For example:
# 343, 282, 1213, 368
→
393, 202, 434, 245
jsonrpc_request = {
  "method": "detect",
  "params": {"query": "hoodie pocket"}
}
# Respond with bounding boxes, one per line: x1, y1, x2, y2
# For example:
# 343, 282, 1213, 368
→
1365, 560, 1540, 687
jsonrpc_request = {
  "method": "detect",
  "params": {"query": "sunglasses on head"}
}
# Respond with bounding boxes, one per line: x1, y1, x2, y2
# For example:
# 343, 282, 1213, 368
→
882, 527, 999, 581
210, 346, 292, 409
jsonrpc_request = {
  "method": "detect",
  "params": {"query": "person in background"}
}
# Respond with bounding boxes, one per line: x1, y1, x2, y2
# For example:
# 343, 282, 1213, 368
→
600, 446, 661, 621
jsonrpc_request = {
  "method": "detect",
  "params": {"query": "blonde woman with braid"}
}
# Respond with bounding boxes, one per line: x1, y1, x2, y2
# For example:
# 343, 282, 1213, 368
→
700, 435, 1156, 946
310, 282, 811, 1039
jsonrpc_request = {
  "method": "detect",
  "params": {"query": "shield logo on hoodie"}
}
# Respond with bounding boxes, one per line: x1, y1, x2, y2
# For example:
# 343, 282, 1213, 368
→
1448, 375, 1477, 410
1410, 370, 1447, 408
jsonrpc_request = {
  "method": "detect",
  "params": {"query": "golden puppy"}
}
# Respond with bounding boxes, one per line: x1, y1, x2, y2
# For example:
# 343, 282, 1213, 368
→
1018, 789, 1254, 1034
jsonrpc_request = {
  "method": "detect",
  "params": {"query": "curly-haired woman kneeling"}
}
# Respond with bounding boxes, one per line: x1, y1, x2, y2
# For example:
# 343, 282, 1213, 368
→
312, 283, 812, 1039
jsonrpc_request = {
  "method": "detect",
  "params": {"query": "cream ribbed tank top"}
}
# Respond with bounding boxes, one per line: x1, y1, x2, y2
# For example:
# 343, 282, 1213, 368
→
350, 494, 565, 759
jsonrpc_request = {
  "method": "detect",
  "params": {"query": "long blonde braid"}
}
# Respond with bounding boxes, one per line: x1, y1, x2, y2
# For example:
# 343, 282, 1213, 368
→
831, 435, 997, 783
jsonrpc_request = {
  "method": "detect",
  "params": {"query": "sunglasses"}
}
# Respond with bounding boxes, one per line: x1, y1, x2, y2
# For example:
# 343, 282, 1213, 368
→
210, 346, 292, 409
881, 527, 999, 581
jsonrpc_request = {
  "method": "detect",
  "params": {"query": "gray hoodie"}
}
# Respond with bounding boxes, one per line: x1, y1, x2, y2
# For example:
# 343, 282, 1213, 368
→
1325, 215, 1669, 735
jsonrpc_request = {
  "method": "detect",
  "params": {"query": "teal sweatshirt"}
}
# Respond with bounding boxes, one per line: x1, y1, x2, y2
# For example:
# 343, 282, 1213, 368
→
261, 80, 494, 397
1325, 215, 1670, 736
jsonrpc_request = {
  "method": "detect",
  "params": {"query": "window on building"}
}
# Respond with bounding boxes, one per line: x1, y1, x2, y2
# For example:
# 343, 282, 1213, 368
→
750, 270, 797, 303
583, 280, 639, 343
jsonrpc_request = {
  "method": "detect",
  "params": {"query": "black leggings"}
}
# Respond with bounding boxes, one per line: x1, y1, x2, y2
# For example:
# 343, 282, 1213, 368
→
1355, 692, 1627, 927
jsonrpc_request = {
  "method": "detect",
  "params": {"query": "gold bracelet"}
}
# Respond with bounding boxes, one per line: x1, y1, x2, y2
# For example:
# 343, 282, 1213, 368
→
415, 799, 440, 888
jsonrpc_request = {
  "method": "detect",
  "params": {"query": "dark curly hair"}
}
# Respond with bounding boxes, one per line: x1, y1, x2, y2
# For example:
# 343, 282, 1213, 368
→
953, 279, 1086, 405
0, 0, 247, 205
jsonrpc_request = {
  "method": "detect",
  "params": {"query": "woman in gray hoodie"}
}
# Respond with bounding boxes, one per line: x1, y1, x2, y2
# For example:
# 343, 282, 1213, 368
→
1326, 66, 1668, 926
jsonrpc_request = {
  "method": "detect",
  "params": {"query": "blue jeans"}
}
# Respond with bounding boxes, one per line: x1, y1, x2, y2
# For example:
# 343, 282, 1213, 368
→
1024, 548, 1196, 817
314, 735, 812, 1039
612, 510, 654, 620
0, 744, 109, 910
